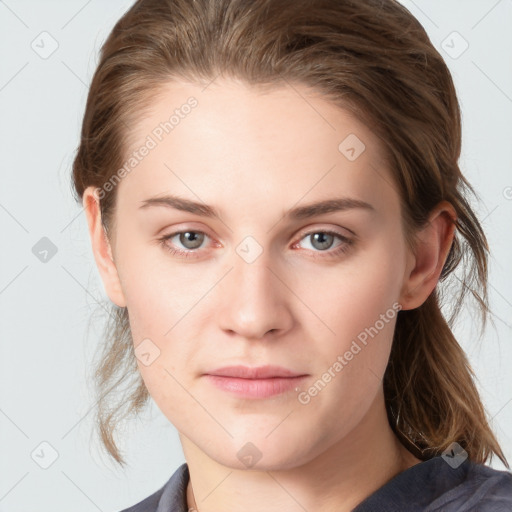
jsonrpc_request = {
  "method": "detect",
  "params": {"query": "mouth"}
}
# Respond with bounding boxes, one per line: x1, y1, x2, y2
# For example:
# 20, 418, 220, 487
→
203, 365, 309, 399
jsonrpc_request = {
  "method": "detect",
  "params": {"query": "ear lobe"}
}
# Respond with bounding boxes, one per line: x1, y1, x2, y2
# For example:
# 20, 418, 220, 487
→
399, 201, 457, 311
82, 186, 127, 308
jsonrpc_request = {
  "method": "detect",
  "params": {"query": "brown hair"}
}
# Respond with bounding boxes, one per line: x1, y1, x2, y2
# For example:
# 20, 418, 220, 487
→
71, 0, 508, 467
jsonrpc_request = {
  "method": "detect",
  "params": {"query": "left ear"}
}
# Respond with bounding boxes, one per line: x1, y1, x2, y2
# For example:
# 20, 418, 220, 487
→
399, 200, 457, 310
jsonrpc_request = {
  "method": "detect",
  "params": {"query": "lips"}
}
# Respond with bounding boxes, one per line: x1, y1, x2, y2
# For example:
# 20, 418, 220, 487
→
205, 365, 306, 379
203, 365, 309, 399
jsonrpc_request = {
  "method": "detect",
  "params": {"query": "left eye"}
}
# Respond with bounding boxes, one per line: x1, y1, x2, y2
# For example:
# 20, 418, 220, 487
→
158, 229, 353, 259
296, 231, 345, 251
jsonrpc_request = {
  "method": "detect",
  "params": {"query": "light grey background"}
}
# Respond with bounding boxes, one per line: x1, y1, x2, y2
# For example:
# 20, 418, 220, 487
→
0, 1, 511, 511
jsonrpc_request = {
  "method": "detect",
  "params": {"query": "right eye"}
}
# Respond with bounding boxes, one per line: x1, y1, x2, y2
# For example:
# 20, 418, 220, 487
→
158, 230, 211, 258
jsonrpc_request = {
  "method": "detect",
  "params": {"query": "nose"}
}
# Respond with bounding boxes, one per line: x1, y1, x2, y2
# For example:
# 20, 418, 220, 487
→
216, 250, 294, 340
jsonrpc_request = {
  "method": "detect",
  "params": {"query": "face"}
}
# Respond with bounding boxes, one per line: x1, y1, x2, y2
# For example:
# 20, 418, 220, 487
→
92, 79, 415, 470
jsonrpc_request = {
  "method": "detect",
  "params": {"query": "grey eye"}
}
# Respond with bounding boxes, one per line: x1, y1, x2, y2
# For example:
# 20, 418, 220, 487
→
179, 231, 205, 249
308, 232, 335, 251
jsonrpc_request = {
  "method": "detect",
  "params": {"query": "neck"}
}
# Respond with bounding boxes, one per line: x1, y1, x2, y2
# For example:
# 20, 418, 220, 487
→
182, 388, 420, 512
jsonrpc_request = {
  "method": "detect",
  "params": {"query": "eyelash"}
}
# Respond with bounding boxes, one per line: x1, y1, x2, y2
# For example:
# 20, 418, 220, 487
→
157, 229, 354, 260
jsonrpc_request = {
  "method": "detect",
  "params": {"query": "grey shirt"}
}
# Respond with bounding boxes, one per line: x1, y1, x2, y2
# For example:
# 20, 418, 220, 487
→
119, 455, 512, 511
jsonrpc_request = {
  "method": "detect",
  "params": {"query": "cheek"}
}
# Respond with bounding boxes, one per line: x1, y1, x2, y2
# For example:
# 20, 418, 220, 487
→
113, 245, 200, 406
288, 234, 406, 414
115, 236, 205, 335
292, 254, 402, 433
293, 237, 405, 347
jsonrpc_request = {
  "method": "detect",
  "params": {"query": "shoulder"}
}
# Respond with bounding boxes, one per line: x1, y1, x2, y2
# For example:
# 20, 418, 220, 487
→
118, 487, 165, 512
426, 460, 512, 512
117, 463, 190, 512
353, 455, 512, 512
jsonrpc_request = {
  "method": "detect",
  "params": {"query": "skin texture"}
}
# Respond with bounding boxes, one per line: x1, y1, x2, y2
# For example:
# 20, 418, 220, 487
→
83, 79, 456, 512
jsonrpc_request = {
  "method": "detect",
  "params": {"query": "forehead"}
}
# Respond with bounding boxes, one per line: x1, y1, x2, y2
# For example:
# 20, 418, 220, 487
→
115, 78, 398, 220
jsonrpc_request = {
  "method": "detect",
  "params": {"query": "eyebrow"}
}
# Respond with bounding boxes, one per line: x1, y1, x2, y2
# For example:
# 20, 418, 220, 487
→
138, 194, 375, 219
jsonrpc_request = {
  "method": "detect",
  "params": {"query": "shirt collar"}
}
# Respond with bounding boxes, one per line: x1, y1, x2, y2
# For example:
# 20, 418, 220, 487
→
156, 462, 190, 512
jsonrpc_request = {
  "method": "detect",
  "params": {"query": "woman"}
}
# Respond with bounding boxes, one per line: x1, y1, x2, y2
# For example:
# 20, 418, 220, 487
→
72, 0, 512, 510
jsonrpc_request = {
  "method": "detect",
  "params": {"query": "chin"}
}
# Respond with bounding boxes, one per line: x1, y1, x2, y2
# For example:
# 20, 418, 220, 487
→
203, 433, 319, 472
